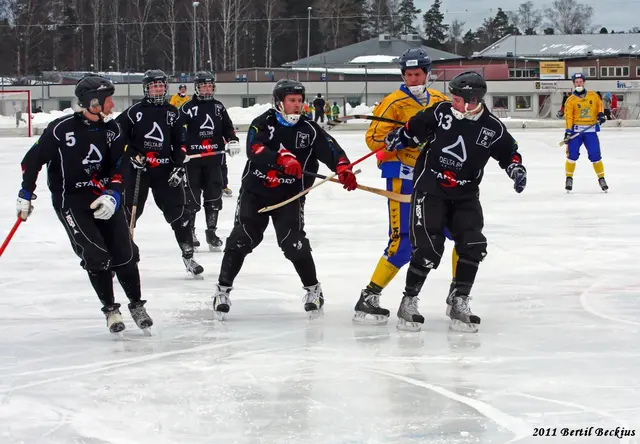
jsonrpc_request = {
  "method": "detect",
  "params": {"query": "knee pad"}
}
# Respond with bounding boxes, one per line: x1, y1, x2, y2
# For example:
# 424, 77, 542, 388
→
204, 199, 222, 212
412, 234, 446, 270
386, 233, 412, 268
280, 233, 311, 261
455, 232, 487, 263
225, 224, 263, 255
81, 256, 112, 272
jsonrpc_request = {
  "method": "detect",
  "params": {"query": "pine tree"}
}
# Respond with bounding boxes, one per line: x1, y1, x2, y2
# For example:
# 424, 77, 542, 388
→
423, 0, 448, 49
398, 0, 420, 34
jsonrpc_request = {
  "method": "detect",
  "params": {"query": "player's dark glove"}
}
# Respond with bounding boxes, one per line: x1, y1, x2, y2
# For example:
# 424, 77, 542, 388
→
168, 166, 186, 187
384, 127, 412, 152
335, 158, 357, 191
597, 112, 606, 125
130, 154, 147, 170
507, 163, 527, 194
563, 129, 572, 143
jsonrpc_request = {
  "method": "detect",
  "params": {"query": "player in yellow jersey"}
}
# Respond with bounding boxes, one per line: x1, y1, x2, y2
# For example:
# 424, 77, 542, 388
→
563, 73, 608, 192
353, 48, 457, 326
169, 84, 190, 108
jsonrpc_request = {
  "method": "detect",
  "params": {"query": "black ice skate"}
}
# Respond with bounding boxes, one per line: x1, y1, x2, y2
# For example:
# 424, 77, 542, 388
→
396, 295, 424, 332
303, 283, 324, 319
598, 177, 609, 192
191, 226, 201, 248
445, 280, 456, 316
183, 256, 204, 277
102, 303, 125, 334
565, 177, 573, 192
353, 289, 390, 325
128, 300, 153, 331
213, 284, 232, 320
205, 229, 223, 252
448, 290, 481, 333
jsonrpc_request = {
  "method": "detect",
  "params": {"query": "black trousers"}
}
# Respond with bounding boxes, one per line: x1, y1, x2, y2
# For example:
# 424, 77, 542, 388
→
410, 190, 487, 268
56, 206, 138, 271
225, 190, 310, 260
222, 158, 229, 188
186, 160, 223, 214
314, 111, 324, 123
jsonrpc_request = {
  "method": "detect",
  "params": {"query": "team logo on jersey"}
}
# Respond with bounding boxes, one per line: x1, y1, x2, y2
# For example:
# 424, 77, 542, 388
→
200, 114, 215, 131
476, 127, 496, 148
253, 168, 296, 187
145, 152, 169, 168
399, 164, 414, 180
215, 104, 223, 117
441, 135, 467, 162
296, 132, 310, 149
106, 130, 117, 145
167, 111, 177, 125
82, 144, 103, 165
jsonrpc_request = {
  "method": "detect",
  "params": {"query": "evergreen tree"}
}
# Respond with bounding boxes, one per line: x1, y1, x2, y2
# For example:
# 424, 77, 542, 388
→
398, 0, 420, 34
423, 0, 448, 49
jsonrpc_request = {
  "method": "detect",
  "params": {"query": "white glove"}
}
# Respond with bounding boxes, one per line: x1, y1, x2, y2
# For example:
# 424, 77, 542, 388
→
227, 140, 241, 157
16, 189, 34, 221
168, 167, 186, 187
90, 193, 118, 220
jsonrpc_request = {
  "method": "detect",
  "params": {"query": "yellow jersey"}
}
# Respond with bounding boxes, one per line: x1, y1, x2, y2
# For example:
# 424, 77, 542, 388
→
169, 94, 190, 109
366, 86, 448, 179
564, 91, 603, 132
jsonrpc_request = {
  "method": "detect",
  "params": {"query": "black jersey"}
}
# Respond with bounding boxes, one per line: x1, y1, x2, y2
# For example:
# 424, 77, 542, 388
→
21, 112, 128, 209
115, 99, 186, 168
243, 109, 350, 197
179, 97, 238, 164
406, 102, 522, 199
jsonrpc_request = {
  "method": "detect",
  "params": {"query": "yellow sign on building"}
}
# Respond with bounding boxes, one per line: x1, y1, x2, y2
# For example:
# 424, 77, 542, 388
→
539, 62, 566, 80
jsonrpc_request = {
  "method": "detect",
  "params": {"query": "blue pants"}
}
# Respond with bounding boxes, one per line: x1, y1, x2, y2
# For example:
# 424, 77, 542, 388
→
384, 178, 451, 269
567, 132, 601, 162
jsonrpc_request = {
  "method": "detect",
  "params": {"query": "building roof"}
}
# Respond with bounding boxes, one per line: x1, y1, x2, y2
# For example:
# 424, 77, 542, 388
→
474, 33, 640, 59
283, 34, 463, 68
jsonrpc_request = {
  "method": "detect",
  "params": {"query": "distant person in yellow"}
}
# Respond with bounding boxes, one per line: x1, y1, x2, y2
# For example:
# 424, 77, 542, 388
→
169, 84, 190, 108
563, 73, 608, 192
353, 48, 455, 326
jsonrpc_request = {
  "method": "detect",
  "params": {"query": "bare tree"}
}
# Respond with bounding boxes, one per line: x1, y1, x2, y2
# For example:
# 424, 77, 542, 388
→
508, 1, 542, 35
544, 0, 593, 34
111, 0, 121, 71
4, 0, 44, 76
92, 0, 104, 70
314, 0, 355, 50
131, 0, 155, 70
158, 0, 178, 74
447, 19, 465, 54
263, 0, 283, 67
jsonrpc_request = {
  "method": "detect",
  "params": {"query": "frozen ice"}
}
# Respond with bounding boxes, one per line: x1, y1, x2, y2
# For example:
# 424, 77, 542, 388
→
1, 128, 639, 444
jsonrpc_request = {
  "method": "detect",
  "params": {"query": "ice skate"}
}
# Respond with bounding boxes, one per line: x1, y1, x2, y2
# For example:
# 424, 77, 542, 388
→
353, 289, 390, 325
303, 283, 324, 319
183, 255, 204, 277
222, 187, 233, 197
448, 291, 481, 333
191, 226, 201, 248
205, 229, 223, 252
213, 284, 232, 320
128, 300, 153, 332
396, 295, 424, 332
102, 303, 125, 334
445, 280, 456, 316
565, 176, 573, 192
598, 177, 608, 192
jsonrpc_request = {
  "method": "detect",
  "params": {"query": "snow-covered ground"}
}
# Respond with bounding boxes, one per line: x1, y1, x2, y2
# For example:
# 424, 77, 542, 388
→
1, 129, 639, 443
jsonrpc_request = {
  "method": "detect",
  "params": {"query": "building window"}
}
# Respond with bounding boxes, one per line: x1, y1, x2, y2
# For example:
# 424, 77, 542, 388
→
509, 68, 539, 79
59, 100, 72, 110
515, 95, 532, 110
242, 97, 256, 108
601, 66, 629, 77
637, 66, 640, 77
492, 96, 509, 109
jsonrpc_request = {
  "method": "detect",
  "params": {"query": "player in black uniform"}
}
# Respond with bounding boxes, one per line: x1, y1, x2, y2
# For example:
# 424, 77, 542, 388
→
17, 75, 153, 334
385, 71, 527, 333
180, 71, 240, 251
116, 69, 204, 277
211, 79, 358, 320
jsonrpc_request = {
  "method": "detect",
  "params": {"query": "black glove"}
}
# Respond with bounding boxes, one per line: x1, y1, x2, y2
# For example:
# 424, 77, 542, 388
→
168, 166, 186, 187
507, 163, 527, 194
597, 112, 606, 125
384, 127, 411, 152
130, 154, 147, 170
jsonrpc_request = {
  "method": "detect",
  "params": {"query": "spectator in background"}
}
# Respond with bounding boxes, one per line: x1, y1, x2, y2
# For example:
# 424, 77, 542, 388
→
331, 101, 340, 121
602, 92, 612, 120
169, 84, 190, 108
611, 94, 618, 119
313, 93, 326, 123
324, 102, 331, 120
557, 92, 569, 119
33, 106, 43, 114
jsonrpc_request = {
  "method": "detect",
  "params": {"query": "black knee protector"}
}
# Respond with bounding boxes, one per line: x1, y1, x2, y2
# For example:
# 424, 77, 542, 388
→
81, 256, 112, 272
204, 205, 220, 229
225, 224, 263, 255
280, 233, 311, 261
455, 232, 487, 263
412, 234, 446, 270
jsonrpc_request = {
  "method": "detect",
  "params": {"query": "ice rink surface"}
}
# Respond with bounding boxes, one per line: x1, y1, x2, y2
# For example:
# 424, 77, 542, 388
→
1, 128, 639, 444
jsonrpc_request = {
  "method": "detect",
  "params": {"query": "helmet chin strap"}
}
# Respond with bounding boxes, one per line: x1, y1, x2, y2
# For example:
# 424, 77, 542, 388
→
452, 102, 483, 120
276, 102, 300, 125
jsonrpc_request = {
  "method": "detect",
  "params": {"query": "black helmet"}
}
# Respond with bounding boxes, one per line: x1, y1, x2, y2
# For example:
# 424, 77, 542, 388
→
194, 71, 215, 100
448, 71, 487, 104
273, 79, 305, 104
179, 83, 187, 89
398, 48, 432, 74
142, 69, 168, 105
75, 74, 115, 110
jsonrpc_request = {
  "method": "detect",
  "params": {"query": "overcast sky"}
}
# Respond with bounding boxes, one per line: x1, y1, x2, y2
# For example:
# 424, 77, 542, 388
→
413, 0, 639, 33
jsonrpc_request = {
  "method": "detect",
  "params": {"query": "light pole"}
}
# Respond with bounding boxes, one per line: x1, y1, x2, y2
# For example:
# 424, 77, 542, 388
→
193, 2, 200, 75
307, 7, 312, 81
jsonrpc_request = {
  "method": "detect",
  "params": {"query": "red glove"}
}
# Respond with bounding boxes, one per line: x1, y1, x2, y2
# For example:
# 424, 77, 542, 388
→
276, 149, 302, 179
336, 159, 357, 191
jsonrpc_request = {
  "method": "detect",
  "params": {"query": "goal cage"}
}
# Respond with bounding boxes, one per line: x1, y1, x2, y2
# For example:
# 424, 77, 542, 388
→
0, 90, 32, 137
